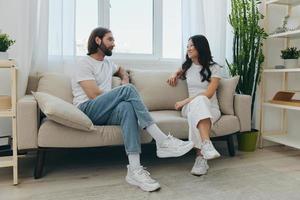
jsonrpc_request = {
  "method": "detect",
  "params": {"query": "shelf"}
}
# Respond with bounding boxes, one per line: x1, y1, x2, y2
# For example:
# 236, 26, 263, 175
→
0, 156, 13, 168
263, 134, 300, 149
263, 68, 300, 72
263, 102, 300, 110
0, 109, 13, 117
0, 60, 16, 68
267, 0, 300, 6
268, 29, 300, 38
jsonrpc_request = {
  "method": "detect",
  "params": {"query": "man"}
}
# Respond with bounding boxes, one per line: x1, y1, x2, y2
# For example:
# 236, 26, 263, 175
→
71, 27, 194, 192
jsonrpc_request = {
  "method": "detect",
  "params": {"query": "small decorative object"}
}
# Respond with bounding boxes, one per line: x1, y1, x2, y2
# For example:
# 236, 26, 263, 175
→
281, 47, 300, 68
274, 65, 285, 69
0, 31, 16, 60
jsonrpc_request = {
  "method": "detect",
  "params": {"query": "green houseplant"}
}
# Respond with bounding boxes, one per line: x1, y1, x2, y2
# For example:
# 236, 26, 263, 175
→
226, 0, 268, 151
281, 47, 300, 68
0, 33, 15, 59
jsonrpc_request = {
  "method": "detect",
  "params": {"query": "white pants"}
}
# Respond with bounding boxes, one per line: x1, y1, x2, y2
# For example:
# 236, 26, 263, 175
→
181, 96, 221, 149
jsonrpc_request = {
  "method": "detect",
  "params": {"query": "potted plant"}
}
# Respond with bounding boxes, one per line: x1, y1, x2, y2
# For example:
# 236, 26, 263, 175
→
281, 47, 300, 68
226, 0, 268, 151
0, 32, 15, 59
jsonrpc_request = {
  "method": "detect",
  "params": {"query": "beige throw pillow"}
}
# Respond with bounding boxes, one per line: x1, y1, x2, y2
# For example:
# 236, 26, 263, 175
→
32, 91, 95, 132
217, 76, 240, 115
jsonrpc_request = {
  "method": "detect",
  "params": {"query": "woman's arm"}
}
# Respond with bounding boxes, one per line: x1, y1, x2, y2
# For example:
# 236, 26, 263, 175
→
174, 77, 220, 110
167, 68, 183, 87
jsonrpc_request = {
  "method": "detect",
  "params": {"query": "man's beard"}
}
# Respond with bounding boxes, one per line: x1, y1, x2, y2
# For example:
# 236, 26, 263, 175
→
98, 42, 112, 56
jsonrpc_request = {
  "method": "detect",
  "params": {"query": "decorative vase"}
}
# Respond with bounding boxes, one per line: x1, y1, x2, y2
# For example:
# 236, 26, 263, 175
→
0, 51, 8, 60
283, 59, 298, 68
237, 129, 259, 152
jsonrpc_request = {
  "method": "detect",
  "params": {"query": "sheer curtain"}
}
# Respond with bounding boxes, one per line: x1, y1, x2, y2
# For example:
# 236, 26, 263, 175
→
47, 0, 76, 75
0, 0, 49, 97
181, 0, 233, 77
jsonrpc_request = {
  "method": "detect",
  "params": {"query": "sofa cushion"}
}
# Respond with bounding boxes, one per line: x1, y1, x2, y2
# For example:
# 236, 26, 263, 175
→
150, 110, 240, 139
32, 91, 95, 132
211, 115, 240, 137
38, 120, 153, 148
217, 76, 240, 115
148, 110, 189, 139
37, 73, 73, 103
130, 70, 189, 111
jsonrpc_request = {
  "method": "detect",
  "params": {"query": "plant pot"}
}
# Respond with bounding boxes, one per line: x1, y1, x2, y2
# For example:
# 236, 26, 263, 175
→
283, 59, 298, 68
237, 129, 259, 152
0, 51, 8, 60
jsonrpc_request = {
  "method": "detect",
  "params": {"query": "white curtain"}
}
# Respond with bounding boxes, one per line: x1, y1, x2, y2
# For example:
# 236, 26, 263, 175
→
47, 0, 77, 75
181, 0, 233, 77
0, 0, 49, 97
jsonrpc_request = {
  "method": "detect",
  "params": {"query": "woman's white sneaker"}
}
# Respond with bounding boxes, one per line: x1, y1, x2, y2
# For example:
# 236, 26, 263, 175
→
125, 165, 160, 192
200, 140, 220, 160
191, 156, 209, 176
156, 134, 194, 158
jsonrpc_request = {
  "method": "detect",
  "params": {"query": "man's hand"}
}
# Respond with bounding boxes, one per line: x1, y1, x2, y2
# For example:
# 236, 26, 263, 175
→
121, 77, 129, 85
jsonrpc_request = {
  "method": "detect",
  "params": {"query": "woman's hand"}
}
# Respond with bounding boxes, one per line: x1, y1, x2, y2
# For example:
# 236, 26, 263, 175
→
167, 74, 179, 87
175, 99, 187, 110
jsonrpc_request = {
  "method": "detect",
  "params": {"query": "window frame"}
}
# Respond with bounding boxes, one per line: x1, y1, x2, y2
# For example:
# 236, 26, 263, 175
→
96, 0, 181, 62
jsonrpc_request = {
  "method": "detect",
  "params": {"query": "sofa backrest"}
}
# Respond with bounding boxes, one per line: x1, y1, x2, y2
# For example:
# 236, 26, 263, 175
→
130, 70, 188, 111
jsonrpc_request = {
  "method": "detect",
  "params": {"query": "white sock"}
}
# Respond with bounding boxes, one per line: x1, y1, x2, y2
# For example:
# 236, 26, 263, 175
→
128, 153, 141, 170
146, 124, 168, 145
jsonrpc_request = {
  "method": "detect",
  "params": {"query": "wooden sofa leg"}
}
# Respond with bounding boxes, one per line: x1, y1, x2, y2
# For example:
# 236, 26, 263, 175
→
34, 149, 46, 179
227, 134, 235, 157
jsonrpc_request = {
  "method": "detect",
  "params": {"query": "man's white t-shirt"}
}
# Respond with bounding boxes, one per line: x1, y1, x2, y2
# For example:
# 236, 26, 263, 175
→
71, 56, 119, 107
185, 63, 222, 109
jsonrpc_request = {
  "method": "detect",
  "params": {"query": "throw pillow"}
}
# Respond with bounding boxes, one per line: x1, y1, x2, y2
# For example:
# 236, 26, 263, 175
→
32, 91, 96, 132
217, 76, 240, 115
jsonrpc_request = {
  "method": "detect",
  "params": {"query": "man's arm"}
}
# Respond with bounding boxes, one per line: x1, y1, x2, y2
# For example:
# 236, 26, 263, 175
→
79, 80, 103, 99
114, 66, 129, 84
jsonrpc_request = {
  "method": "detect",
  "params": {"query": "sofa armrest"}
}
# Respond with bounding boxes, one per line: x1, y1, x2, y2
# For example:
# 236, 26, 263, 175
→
17, 95, 39, 150
234, 94, 251, 132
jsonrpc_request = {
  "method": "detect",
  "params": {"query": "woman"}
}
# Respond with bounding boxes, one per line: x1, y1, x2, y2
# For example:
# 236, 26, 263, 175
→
167, 35, 222, 176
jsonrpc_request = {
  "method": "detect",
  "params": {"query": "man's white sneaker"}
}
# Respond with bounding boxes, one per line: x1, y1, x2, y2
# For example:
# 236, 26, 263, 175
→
156, 134, 194, 158
191, 156, 209, 176
200, 140, 220, 160
125, 165, 160, 192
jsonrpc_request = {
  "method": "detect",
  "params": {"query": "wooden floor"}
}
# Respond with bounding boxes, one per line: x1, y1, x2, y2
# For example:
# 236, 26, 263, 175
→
0, 144, 300, 200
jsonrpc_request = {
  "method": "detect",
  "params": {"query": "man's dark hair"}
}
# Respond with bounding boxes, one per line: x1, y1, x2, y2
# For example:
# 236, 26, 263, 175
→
87, 27, 111, 55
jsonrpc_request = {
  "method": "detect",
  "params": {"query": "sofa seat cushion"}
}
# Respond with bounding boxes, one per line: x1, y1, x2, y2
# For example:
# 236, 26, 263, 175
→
211, 115, 240, 137
147, 110, 189, 139
149, 111, 240, 139
38, 120, 153, 148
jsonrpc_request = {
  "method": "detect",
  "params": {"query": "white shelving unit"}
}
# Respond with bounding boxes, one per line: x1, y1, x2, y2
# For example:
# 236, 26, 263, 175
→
0, 60, 18, 185
260, 0, 300, 148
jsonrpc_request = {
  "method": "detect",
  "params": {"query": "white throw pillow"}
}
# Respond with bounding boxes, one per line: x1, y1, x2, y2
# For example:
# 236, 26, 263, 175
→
32, 91, 96, 132
217, 76, 240, 115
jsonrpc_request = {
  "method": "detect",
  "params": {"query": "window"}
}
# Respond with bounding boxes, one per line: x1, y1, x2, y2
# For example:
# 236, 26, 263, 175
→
162, 0, 182, 59
110, 0, 153, 54
76, 0, 98, 55
49, 0, 182, 60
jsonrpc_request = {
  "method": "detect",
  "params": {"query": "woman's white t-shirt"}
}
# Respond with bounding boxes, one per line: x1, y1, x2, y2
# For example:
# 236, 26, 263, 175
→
185, 63, 222, 109
71, 56, 119, 107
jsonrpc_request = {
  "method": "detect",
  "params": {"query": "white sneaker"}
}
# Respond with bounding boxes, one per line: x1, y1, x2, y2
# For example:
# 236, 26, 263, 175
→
156, 134, 194, 158
191, 156, 209, 176
125, 165, 160, 192
200, 140, 220, 160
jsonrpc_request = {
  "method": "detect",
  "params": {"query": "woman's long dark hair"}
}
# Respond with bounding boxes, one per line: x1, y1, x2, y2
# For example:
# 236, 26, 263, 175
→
181, 35, 216, 82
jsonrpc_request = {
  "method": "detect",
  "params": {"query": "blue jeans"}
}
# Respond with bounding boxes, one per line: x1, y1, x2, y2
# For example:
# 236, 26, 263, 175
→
78, 84, 154, 154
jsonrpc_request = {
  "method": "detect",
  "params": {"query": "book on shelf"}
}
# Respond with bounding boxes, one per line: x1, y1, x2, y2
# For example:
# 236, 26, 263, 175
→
268, 91, 300, 107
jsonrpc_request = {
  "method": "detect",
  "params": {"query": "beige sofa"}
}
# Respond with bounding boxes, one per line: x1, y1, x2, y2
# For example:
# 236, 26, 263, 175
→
17, 70, 251, 178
